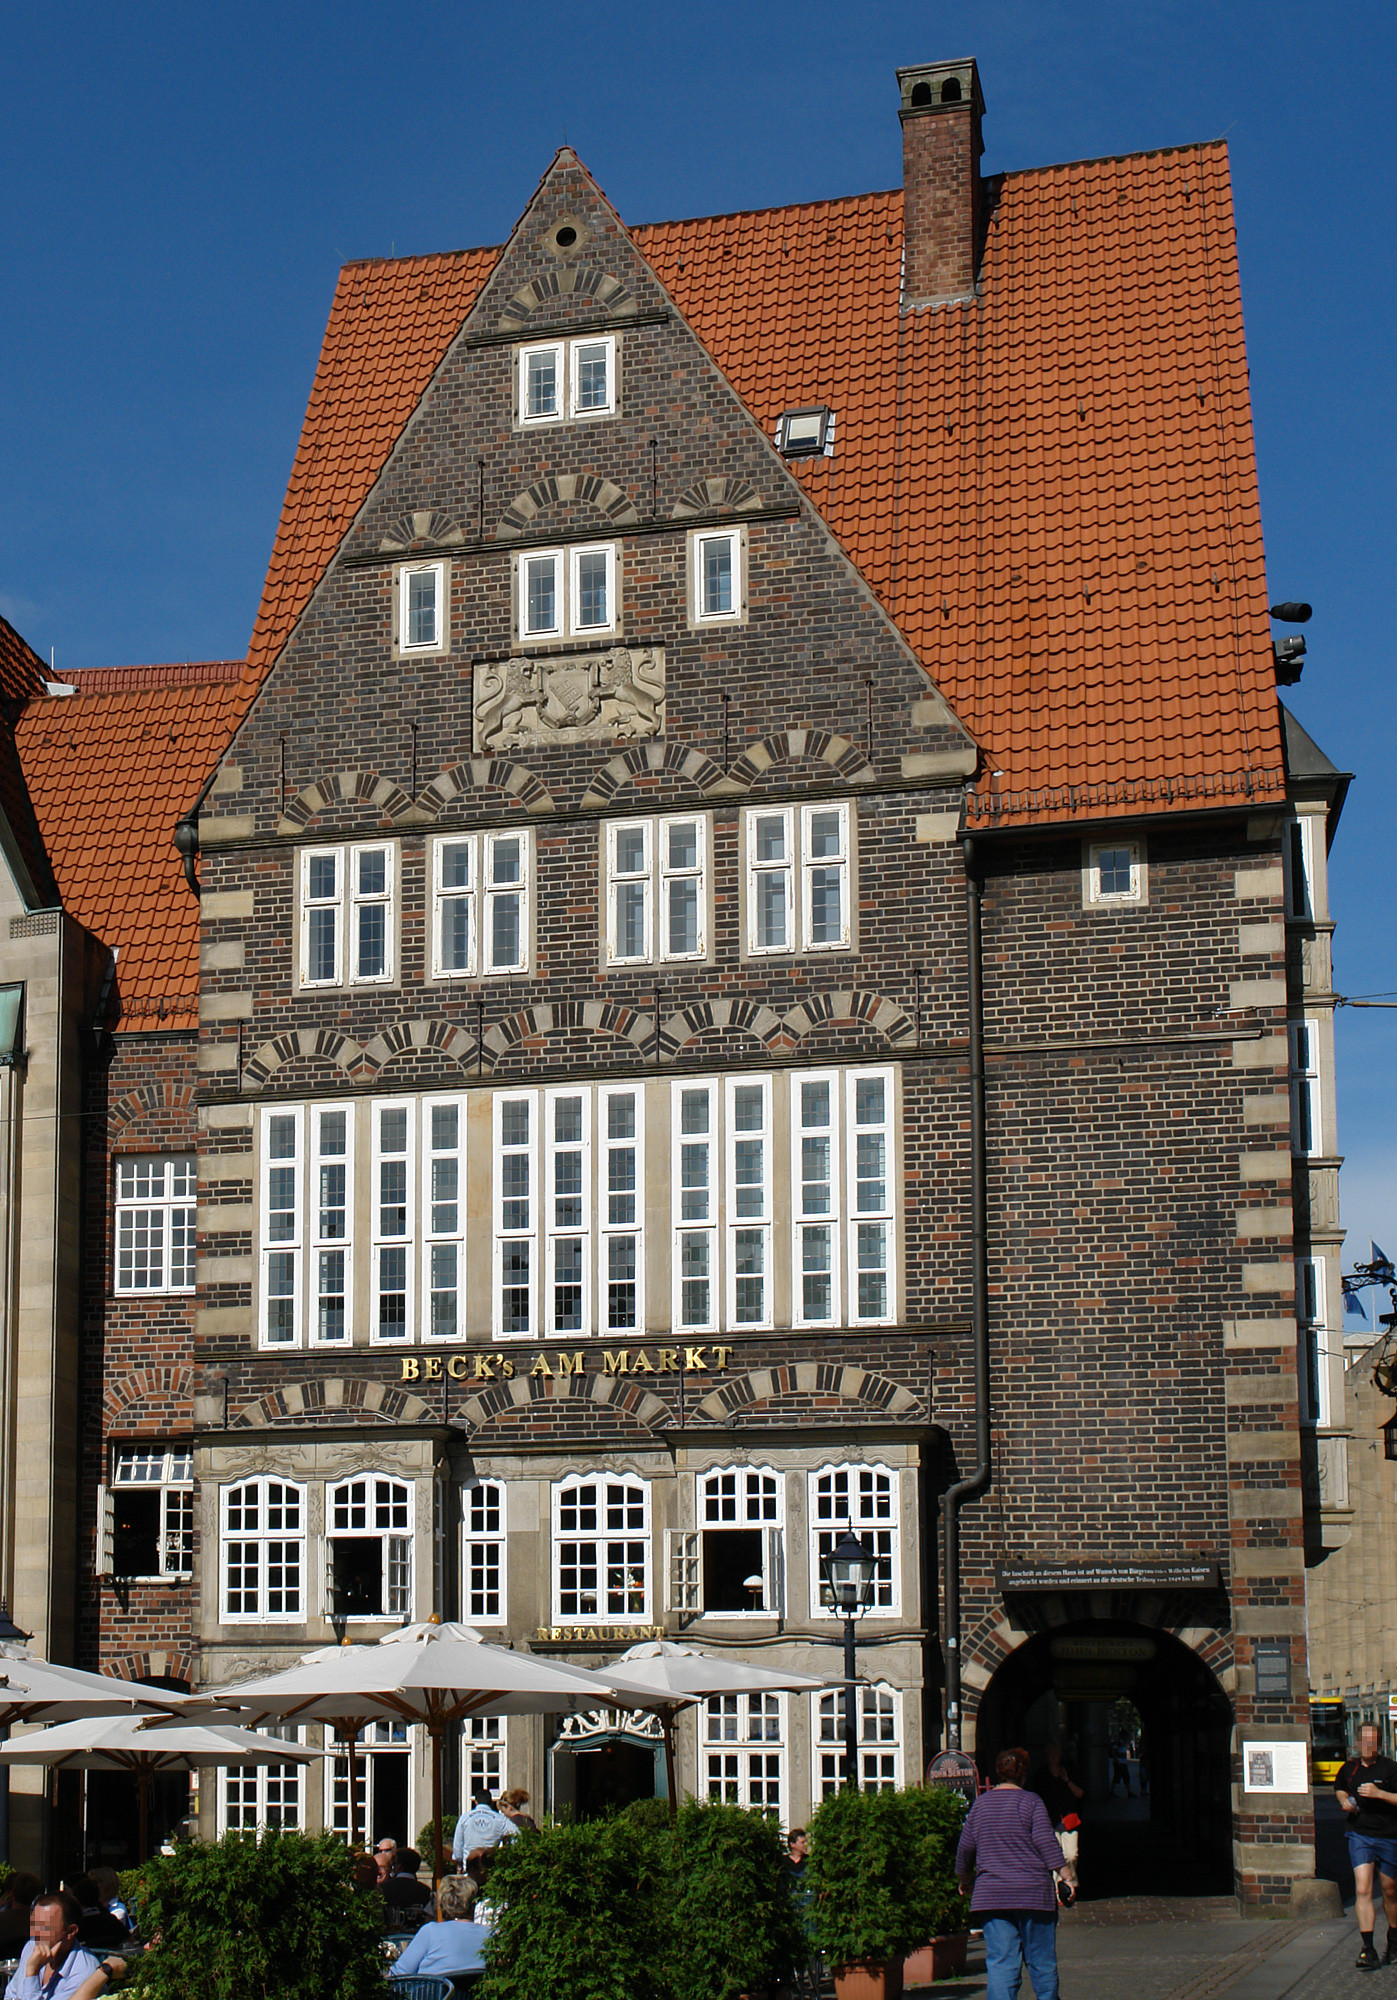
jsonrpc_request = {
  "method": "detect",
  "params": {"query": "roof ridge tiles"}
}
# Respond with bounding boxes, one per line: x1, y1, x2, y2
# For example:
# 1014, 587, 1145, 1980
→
52, 661, 245, 692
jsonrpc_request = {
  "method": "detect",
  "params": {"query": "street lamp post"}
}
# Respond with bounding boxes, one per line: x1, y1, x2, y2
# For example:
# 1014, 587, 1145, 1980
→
819, 1528, 879, 1791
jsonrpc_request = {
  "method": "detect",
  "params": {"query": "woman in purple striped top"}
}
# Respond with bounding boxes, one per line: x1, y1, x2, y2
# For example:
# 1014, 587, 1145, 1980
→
954, 1746, 1067, 2000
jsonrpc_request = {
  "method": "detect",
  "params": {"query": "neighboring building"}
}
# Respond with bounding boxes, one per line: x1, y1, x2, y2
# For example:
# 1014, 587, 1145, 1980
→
1305, 1342, 1397, 1740
0, 57, 1351, 1906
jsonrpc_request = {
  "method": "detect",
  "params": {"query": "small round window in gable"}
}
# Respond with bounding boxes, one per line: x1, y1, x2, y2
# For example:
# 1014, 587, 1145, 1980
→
546, 217, 589, 257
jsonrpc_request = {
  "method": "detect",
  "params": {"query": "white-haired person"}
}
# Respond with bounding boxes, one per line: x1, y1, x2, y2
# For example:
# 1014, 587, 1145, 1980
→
389, 1874, 489, 1987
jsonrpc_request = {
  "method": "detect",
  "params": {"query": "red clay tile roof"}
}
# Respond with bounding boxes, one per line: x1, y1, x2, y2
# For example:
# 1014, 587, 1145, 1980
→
0, 615, 48, 707
241, 140, 1283, 822
15, 664, 246, 1017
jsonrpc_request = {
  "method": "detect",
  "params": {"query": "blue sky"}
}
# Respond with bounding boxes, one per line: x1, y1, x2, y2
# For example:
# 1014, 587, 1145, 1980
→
1, 0, 1393, 1270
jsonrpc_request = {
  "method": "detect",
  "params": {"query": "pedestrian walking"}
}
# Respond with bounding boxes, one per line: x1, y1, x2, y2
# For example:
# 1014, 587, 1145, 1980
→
1109, 1738, 1132, 1798
955, 1746, 1067, 2000
1337, 1722, 1397, 1970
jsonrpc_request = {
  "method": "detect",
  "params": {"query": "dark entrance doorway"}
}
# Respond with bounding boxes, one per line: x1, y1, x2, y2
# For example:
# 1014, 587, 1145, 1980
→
551, 1739, 660, 1821
976, 1619, 1232, 1898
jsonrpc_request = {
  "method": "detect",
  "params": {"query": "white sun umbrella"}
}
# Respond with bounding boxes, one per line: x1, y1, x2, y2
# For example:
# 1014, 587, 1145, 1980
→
0, 1713, 325, 1859
0, 1647, 196, 1729
608, 1640, 837, 1821
207, 1620, 671, 1881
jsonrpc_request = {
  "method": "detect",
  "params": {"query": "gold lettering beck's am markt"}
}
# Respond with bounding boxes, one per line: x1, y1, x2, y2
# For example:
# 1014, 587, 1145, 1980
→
399, 1345, 734, 1383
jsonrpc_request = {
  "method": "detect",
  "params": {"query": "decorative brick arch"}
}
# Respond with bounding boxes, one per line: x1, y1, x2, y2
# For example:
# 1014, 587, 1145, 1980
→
781, 990, 917, 1049
693, 1363, 923, 1425
483, 1002, 654, 1065
229, 1378, 436, 1427
962, 1606, 1234, 1741
104, 1648, 194, 1688
276, 769, 415, 837
108, 1083, 195, 1131
242, 1027, 364, 1090
499, 264, 634, 326
103, 1365, 195, 1430
727, 729, 877, 791
359, 1019, 477, 1077
672, 475, 761, 518
419, 758, 555, 816
459, 1368, 669, 1435
658, 998, 787, 1058
496, 472, 638, 539
581, 740, 728, 811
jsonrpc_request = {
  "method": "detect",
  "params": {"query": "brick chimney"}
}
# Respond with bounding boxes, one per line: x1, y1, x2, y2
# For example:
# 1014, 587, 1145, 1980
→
897, 59, 985, 307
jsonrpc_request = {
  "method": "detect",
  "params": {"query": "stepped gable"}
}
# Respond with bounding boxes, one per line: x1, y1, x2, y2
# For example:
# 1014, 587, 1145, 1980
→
15, 663, 246, 1013
238, 139, 1282, 826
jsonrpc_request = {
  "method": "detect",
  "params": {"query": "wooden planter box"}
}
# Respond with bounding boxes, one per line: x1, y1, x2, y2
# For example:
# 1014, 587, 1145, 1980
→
833, 1960, 904, 2000
903, 1934, 970, 1986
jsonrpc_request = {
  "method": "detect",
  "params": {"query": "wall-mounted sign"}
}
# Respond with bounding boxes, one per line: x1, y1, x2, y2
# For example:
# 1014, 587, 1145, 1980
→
534, 1625, 666, 1646
1049, 1636, 1157, 1663
997, 1561, 1219, 1592
402, 1346, 733, 1384
1242, 1741, 1308, 1793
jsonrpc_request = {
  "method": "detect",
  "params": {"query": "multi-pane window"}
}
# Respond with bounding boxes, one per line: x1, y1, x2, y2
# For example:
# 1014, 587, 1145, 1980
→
849, 1072, 894, 1323
501, 1088, 645, 1340
326, 1474, 413, 1621
220, 1726, 305, 1834
1288, 1019, 1322, 1157
1283, 817, 1314, 919
107, 1447, 193, 1579
704, 1694, 786, 1819
690, 528, 743, 624
554, 1476, 651, 1623
601, 1087, 642, 1335
727, 1076, 772, 1329
221, 1478, 305, 1622
546, 1091, 590, 1336
810, 1464, 900, 1618
299, 843, 395, 987
424, 1099, 465, 1343
815, 1685, 902, 1798
745, 804, 852, 954
463, 1480, 507, 1627
430, 830, 532, 978
673, 1081, 716, 1333
398, 561, 445, 652
461, 1717, 507, 1802
262, 1111, 302, 1346
312, 1105, 352, 1344
114, 1155, 195, 1294
518, 544, 617, 640
518, 336, 616, 424
698, 1466, 782, 1616
1086, 838, 1144, 906
1297, 1257, 1331, 1427
372, 1102, 413, 1343
604, 816, 707, 965
329, 1721, 410, 1838
496, 1095, 537, 1337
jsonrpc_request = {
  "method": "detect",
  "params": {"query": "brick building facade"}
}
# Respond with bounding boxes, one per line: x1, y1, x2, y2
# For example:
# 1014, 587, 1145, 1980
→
0, 56, 1348, 1905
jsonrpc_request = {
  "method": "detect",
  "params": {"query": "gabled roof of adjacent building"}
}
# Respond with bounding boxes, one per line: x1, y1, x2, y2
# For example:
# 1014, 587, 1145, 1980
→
240, 138, 1285, 824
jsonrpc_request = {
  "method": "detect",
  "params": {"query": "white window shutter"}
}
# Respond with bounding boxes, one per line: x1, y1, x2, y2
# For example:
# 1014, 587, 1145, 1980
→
664, 1528, 702, 1614
388, 1536, 413, 1619
96, 1484, 114, 1577
764, 1524, 785, 1618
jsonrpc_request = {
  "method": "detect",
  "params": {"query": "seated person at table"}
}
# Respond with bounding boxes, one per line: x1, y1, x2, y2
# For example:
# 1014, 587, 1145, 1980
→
0, 1876, 41, 1953
84, 1874, 129, 1936
389, 1875, 488, 1985
64, 1879, 128, 1951
382, 1848, 432, 1927
3, 1891, 109, 2000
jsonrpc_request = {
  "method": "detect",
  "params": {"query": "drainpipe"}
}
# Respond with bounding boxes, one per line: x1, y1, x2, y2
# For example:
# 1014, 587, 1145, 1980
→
172, 766, 221, 900
941, 833, 992, 1751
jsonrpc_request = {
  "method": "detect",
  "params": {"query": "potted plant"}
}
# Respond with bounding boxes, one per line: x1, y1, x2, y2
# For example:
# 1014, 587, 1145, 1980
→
672, 1800, 807, 2000
807, 1789, 922, 2000
898, 1786, 970, 1987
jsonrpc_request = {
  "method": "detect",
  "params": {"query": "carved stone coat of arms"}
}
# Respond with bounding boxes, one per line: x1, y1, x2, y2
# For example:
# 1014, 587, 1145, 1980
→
474, 645, 665, 752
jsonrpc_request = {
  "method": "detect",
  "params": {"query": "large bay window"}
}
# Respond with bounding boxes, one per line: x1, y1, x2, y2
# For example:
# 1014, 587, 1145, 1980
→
221, 1478, 306, 1622
553, 1475, 651, 1624
665, 1466, 783, 1618
810, 1463, 900, 1618
326, 1474, 413, 1622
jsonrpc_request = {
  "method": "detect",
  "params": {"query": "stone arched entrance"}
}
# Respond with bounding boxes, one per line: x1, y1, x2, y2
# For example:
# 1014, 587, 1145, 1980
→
976, 1618, 1233, 1897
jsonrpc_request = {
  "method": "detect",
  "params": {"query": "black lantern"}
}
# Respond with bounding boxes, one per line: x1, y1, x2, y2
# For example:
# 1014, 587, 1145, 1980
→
819, 1529, 878, 1789
0, 1602, 30, 1645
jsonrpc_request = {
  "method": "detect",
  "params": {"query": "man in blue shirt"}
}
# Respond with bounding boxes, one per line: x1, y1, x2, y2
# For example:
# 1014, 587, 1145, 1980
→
4, 1892, 106, 2000
450, 1793, 519, 1869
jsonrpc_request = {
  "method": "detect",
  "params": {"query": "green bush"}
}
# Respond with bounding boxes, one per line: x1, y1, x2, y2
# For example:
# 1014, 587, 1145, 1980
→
418, 1809, 458, 1857
479, 1815, 675, 2000
898, 1785, 968, 1941
806, 1789, 926, 1967
672, 1801, 806, 2000
116, 1829, 385, 2000
620, 1795, 672, 1833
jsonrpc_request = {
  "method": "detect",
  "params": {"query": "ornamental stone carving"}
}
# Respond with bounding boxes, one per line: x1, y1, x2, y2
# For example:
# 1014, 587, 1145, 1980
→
474, 646, 664, 752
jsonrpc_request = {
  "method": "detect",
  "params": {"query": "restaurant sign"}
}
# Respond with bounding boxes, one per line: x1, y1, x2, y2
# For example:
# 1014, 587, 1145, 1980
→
401, 1345, 735, 1383
996, 1561, 1220, 1592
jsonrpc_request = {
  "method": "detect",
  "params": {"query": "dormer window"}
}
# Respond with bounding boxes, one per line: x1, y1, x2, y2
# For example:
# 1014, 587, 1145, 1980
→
776, 406, 834, 458
518, 336, 616, 425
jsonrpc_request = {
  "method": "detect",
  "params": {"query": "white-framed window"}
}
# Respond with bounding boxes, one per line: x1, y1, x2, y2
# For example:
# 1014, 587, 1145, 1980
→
848, 1070, 894, 1324
326, 1474, 413, 1621
423, 1098, 465, 1343
745, 804, 852, 955
601, 1085, 642, 1336
690, 528, 744, 625
311, 1104, 352, 1345
114, 1155, 195, 1295
1297, 1256, 1331, 1427
815, 1685, 903, 1798
1289, 1019, 1322, 1157
329, 1721, 411, 1838
496, 1094, 538, 1338
704, 1693, 786, 1819
220, 1477, 306, 1622
372, 1101, 414, 1343
810, 1463, 900, 1619
673, 1080, 717, 1335
461, 1716, 508, 1802
463, 1479, 507, 1627
794, 1072, 839, 1327
726, 1075, 772, 1329
518, 335, 616, 425
105, 1446, 193, 1579
776, 405, 834, 458
553, 1475, 651, 1623
546, 1089, 590, 1337
605, 815, 707, 965
299, 843, 395, 988
430, 830, 532, 978
1085, 837, 1145, 907
696, 1466, 783, 1616
1283, 817, 1314, 920
219, 1725, 305, 1835
261, 1109, 303, 1347
398, 560, 445, 653
518, 543, 617, 641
